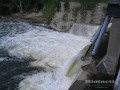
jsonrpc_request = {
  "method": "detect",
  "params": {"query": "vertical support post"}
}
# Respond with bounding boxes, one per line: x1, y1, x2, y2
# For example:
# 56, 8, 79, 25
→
91, 16, 111, 55
97, 18, 120, 75
91, 23, 103, 44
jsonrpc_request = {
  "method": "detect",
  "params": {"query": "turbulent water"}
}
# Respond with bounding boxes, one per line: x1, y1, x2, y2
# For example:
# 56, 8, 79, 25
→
0, 18, 98, 90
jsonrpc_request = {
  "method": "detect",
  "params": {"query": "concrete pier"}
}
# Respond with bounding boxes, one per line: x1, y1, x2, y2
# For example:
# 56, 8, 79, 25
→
97, 18, 120, 75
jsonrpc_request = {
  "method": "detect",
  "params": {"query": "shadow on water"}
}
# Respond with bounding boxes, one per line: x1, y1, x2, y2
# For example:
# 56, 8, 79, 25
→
0, 18, 58, 90
0, 50, 43, 90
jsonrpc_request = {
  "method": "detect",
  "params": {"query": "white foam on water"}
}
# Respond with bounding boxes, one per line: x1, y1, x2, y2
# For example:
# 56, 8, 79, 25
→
0, 25, 96, 90
70, 23, 99, 40
0, 57, 6, 62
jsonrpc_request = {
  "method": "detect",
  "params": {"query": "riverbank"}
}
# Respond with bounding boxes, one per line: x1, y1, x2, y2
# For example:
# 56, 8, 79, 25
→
0, 15, 62, 33
0, 12, 46, 24
11, 12, 48, 24
0, 2, 107, 32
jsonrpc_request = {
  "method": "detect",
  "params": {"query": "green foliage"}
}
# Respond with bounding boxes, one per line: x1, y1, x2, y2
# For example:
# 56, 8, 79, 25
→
78, 0, 97, 22
79, 0, 97, 10
62, 13, 68, 21
0, 0, 61, 23
0, 0, 17, 14
78, 0, 108, 3
0, 0, 108, 23
0, 0, 46, 14
72, 7, 79, 18
64, 1, 70, 12
43, 0, 57, 23
102, 6, 107, 14
80, 9, 87, 22
56, 0, 61, 11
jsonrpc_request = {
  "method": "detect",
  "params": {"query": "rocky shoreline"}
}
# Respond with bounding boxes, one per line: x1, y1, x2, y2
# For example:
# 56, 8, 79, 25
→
0, 15, 65, 33
0, 2, 107, 32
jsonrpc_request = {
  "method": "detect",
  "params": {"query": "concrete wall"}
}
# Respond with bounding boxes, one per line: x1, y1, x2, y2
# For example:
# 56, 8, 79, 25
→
50, 2, 107, 31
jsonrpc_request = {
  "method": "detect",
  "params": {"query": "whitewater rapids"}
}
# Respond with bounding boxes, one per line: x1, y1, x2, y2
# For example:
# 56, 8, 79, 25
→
0, 19, 98, 90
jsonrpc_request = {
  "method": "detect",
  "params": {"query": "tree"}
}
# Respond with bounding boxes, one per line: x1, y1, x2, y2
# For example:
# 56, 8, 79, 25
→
12, 0, 23, 13
43, 0, 57, 23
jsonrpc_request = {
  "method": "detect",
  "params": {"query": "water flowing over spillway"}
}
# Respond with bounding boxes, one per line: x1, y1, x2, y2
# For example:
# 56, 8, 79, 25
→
0, 18, 98, 90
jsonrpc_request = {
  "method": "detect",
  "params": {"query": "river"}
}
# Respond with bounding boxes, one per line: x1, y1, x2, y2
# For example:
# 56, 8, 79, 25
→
0, 18, 98, 90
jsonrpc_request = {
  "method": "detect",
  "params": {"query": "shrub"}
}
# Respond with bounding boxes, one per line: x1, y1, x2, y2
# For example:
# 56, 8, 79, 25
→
64, 1, 70, 12
43, 0, 57, 23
